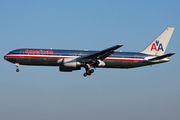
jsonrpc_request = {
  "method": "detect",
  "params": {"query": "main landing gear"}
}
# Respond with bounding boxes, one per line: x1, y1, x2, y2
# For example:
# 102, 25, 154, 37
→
83, 64, 95, 77
83, 69, 94, 77
15, 63, 19, 72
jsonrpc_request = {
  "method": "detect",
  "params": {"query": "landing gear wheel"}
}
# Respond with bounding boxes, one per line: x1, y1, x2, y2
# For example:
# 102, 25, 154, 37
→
86, 70, 91, 75
83, 64, 95, 77
83, 73, 87, 77
16, 69, 19, 72
15, 63, 19, 72
90, 69, 94, 73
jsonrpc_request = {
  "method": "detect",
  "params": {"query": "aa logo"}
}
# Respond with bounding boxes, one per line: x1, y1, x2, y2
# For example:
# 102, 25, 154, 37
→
150, 40, 164, 51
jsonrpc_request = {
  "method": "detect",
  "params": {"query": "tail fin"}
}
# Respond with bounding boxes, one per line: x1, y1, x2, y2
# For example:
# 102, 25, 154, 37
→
140, 27, 174, 56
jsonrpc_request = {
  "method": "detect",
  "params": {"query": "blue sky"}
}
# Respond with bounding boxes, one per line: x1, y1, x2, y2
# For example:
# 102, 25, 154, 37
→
0, 0, 180, 120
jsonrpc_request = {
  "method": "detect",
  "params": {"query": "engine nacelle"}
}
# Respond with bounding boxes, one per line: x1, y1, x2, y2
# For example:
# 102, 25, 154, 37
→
59, 58, 81, 72
60, 66, 81, 72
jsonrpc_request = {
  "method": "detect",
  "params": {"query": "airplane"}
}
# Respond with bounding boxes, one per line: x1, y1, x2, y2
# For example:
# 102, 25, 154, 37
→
4, 27, 175, 77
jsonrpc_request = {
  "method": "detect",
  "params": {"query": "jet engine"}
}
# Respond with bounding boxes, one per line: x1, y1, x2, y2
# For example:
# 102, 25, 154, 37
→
58, 58, 81, 72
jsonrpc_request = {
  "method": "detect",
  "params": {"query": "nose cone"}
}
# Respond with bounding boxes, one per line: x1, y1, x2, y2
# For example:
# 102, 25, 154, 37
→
4, 55, 8, 60
4, 54, 16, 63
4, 55, 11, 62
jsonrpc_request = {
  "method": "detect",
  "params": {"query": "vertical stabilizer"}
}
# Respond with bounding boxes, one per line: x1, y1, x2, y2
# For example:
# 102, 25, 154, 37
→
140, 27, 174, 56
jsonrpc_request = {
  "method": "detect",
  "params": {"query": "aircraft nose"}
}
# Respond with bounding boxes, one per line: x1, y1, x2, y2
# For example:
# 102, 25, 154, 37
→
4, 54, 15, 63
4, 55, 8, 60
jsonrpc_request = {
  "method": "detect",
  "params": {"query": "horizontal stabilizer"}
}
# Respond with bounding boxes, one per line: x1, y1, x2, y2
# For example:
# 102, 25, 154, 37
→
148, 53, 175, 61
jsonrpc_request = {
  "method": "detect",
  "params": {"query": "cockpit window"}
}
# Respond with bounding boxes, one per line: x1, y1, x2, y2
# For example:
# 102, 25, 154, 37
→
8, 52, 13, 54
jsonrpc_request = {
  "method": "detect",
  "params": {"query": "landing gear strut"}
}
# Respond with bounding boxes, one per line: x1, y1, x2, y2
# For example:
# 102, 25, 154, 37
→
15, 63, 19, 72
83, 64, 95, 77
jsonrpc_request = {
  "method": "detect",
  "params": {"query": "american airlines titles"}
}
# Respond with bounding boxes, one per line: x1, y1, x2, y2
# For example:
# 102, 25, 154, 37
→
25, 49, 53, 54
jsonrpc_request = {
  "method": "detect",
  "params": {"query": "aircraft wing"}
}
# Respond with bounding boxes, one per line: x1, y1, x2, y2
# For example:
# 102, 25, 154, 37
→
77, 45, 123, 62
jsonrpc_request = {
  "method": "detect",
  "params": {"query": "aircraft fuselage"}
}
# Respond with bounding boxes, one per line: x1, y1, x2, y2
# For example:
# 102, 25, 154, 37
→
4, 48, 168, 69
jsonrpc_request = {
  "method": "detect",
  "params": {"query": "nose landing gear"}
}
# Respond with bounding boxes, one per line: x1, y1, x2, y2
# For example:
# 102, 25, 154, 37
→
15, 63, 19, 72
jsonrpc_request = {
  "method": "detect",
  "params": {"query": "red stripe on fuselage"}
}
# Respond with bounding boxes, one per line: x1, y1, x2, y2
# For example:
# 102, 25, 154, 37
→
4, 55, 143, 62
105, 58, 143, 61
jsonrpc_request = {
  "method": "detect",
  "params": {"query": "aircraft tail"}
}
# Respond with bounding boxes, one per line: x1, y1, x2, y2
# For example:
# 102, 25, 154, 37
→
140, 27, 174, 56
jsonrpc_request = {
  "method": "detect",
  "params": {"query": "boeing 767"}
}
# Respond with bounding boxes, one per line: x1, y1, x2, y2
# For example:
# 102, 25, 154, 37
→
4, 27, 175, 77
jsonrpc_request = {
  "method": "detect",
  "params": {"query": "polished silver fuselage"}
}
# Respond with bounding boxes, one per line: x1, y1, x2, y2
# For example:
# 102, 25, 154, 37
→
4, 48, 169, 69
